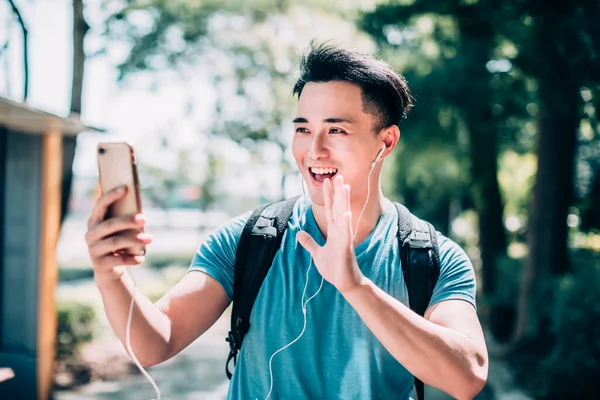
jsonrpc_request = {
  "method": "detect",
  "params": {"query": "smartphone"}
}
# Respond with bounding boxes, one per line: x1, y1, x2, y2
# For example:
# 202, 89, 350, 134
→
97, 142, 145, 256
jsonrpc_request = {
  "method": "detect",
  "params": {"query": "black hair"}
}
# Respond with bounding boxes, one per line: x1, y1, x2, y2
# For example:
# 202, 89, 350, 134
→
292, 42, 413, 133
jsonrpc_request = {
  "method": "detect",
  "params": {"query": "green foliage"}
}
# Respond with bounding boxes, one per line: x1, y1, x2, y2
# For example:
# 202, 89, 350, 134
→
388, 138, 470, 234
497, 150, 536, 244
509, 251, 600, 399
102, 0, 374, 78
577, 89, 600, 232
497, 151, 536, 216
59, 267, 95, 283
145, 253, 193, 269
56, 301, 96, 361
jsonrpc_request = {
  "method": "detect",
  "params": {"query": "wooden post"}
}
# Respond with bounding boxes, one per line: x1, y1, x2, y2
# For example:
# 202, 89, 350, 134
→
37, 130, 62, 400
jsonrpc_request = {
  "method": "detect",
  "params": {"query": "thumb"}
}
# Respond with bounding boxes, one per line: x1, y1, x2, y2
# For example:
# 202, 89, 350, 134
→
296, 230, 320, 257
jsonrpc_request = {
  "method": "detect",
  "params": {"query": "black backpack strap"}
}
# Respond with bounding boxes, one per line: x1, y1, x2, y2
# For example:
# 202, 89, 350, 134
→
395, 203, 441, 400
225, 196, 300, 379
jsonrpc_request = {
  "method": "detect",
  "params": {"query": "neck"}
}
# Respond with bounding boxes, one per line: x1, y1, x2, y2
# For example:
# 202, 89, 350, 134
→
310, 183, 385, 246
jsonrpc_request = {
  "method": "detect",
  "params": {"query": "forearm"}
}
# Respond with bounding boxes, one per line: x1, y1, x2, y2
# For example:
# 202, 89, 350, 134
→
342, 278, 486, 400
95, 271, 172, 367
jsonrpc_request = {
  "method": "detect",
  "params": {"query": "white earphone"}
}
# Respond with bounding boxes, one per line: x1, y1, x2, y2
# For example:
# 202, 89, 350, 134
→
371, 142, 387, 167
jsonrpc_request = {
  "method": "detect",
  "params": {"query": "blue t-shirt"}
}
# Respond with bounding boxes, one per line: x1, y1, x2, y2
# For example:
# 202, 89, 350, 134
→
188, 197, 476, 400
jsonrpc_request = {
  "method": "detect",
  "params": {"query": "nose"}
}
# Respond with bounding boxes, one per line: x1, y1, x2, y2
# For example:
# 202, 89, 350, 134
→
308, 132, 329, 161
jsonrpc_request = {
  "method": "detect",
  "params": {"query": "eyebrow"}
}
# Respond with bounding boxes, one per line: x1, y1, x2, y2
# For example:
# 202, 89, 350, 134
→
292, 117, 354, 124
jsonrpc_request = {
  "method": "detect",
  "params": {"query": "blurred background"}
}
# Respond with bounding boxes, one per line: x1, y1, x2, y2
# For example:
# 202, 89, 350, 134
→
0, 0, 599, 399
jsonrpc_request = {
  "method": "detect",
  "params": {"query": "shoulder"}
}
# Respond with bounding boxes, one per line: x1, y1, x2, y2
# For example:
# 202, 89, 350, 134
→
208, 210, 253, 245
187, 210, 251, 300
430, 231, 477, 307
190, 210, 252, 261
435, 232, 472, 269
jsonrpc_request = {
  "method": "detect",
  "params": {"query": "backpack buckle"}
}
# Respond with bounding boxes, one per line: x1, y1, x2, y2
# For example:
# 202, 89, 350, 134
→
406, 230, 431, 248
226, 330, 237, 352
225, 334, 238, 379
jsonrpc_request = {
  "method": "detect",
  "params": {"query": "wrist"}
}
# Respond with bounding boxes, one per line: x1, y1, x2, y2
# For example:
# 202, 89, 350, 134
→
93, 266, 125, 288
339, 274, 372, 297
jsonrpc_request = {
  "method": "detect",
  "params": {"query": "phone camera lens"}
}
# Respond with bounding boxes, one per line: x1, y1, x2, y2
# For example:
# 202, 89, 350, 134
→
98, 147, 105, 155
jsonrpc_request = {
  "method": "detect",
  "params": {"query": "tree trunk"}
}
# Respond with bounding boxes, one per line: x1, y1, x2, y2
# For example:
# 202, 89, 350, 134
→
528, 88, 579, 275
61, 0, 89, 225
512, 4, 582, 342
466, 113, 507, 296
458, 10, 507, 296
513, 79, 580, 341
581, 167, 600, 232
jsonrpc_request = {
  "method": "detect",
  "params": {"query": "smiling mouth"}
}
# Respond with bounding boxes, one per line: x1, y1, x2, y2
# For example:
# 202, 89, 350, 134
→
310, 167, 338, 182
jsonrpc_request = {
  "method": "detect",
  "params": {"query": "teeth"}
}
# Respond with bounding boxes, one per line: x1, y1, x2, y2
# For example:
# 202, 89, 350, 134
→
311, 167, 338, 175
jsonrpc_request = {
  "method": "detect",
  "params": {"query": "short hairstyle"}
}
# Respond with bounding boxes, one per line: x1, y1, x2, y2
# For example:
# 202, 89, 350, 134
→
292, 42, 413, 133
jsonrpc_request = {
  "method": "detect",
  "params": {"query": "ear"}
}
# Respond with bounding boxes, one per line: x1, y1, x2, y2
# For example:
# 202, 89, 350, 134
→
380, 125, 400, 155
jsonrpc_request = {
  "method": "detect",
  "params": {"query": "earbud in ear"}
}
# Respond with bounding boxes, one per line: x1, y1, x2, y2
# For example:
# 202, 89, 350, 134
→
371, 143, 387, 167
376, 143, 386, 162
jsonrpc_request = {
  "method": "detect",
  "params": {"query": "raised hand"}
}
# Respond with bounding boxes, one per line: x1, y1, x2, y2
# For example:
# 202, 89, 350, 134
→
85, 186, 152, 284
296, 175, 364, 293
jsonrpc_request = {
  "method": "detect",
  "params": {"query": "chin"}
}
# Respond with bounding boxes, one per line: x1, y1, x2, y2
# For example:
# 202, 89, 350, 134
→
304, 186, 325, 207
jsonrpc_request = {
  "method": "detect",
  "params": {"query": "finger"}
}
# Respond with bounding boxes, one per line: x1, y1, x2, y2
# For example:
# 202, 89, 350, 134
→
323, 178, 334, 224
333, 175, 347, 222
344, 183, 351, 211
342, 184, 353, 241
296, 231, 321, 258
86, 214, 146, 245
89, 232, 152, 259
87, 185, 128, 229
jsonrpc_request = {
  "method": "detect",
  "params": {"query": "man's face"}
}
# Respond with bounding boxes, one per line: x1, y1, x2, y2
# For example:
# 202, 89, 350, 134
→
292, 81, 383, 206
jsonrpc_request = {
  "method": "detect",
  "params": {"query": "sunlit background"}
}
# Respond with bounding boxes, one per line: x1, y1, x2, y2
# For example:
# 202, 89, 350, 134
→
1, 0, 599, 399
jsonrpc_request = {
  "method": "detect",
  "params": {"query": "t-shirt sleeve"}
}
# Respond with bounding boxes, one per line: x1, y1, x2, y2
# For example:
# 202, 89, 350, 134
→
187, 211, 251, 301
428, 232, 477, 309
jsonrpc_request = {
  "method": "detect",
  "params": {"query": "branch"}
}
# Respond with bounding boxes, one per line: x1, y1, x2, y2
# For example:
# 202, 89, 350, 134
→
6, 0, 28, 101
70, 0, 89, 114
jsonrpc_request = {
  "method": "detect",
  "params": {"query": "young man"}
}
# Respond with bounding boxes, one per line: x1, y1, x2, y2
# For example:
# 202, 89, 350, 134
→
85, 43, 488, 399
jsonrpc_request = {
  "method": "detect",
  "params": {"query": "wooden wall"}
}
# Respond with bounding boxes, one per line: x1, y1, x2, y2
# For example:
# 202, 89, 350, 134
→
0, 128, 62, 400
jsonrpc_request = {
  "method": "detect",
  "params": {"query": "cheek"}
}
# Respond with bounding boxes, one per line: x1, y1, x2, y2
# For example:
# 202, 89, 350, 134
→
344, 163, 362, 181
342, 153, 369, 181
291, 139, 304, 167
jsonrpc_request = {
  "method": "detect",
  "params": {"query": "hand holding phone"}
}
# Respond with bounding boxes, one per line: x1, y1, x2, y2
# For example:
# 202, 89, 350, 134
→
85, 142, 151, 281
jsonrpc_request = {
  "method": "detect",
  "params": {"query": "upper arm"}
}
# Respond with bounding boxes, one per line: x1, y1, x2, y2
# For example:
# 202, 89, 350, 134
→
425, 299, 487, 358
424, 233, 487, 364
155, 270, 230, 360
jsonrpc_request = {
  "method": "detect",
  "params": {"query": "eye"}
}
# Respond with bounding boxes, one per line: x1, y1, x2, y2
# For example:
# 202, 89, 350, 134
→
296, 127, 310, 134
329, 128, 345, 134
